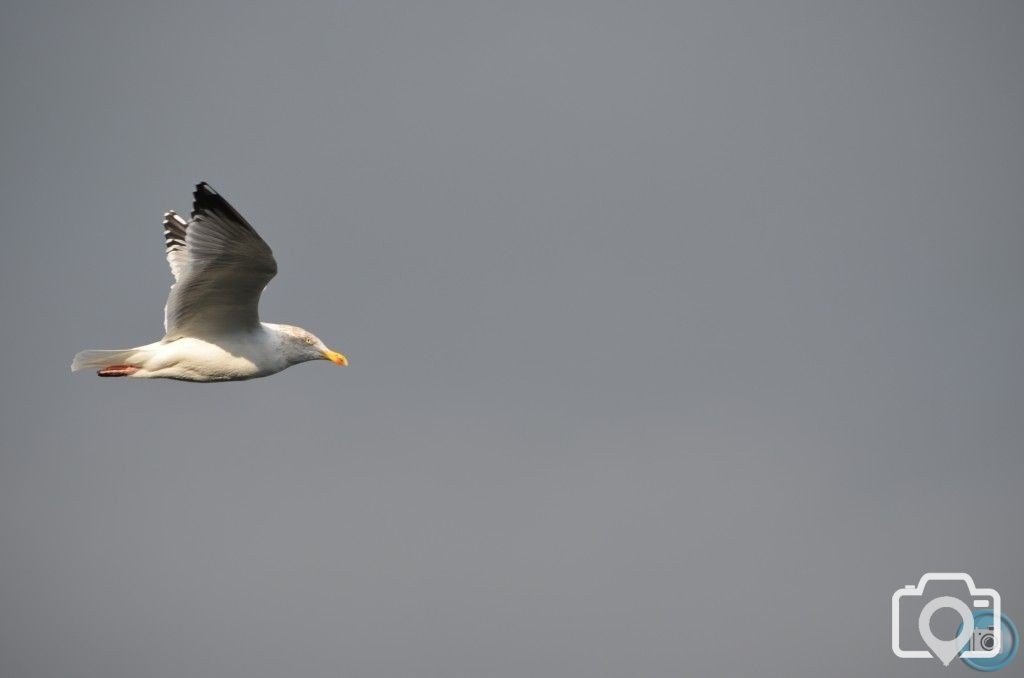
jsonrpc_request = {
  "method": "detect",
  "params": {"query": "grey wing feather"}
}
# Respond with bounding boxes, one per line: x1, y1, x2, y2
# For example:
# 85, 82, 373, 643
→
162, 183, 277, 338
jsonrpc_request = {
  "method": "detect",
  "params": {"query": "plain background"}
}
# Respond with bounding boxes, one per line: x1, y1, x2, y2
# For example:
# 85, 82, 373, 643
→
1, 2, 1022, 676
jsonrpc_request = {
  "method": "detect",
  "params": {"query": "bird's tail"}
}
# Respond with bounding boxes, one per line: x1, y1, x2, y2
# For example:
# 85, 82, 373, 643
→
71, 348, 141, 373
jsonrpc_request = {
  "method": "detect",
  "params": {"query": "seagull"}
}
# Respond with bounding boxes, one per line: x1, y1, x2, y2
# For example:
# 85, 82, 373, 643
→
72, 182, 348, 381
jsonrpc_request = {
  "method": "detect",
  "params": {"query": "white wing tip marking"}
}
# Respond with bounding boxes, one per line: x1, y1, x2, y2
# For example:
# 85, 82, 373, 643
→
164, 211, 187, 226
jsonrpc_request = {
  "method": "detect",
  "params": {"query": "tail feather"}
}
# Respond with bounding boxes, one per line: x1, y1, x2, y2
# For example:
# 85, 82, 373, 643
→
71, 348, 139, 372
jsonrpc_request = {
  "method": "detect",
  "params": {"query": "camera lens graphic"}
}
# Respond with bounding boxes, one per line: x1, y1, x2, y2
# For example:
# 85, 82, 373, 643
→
958, 611, 1019, 672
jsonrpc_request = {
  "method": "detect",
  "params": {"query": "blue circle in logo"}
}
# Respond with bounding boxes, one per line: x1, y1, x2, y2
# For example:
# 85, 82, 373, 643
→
958, 611, 1018, 672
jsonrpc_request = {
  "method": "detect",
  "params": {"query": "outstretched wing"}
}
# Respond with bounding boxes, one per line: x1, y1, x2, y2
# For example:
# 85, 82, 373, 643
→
162, 182, 278, 338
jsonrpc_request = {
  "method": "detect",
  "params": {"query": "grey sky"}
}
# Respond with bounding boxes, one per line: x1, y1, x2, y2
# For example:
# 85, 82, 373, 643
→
1, 2, 1022, 676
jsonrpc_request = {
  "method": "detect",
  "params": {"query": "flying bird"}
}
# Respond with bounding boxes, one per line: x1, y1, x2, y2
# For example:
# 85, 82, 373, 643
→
72, 182, 348, 381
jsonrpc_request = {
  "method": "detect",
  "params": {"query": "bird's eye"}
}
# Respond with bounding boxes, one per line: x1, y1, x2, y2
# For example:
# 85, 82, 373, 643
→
304, 337, 316, 345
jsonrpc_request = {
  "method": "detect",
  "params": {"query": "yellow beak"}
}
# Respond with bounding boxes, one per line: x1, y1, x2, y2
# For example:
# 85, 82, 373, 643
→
323, 350, 349, 366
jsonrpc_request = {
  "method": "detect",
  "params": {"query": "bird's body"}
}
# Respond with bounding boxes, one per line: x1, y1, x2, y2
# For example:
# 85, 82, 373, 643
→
72, 183, 347, 382
76, 324, 301, 381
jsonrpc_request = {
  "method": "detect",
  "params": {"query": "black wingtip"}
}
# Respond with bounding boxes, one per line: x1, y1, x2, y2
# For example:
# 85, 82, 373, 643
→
195, 181, 218, 196
190, 181, 258, 232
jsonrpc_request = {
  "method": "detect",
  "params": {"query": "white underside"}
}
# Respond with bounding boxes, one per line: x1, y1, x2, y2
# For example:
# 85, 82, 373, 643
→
104, 326, 290, 382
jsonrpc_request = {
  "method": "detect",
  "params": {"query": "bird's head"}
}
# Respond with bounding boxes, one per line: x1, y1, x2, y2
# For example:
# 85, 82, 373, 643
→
275, 324, 348, 367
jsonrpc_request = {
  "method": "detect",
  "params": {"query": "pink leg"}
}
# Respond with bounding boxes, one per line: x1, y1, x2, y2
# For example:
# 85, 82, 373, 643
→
97, 365, 140, 377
